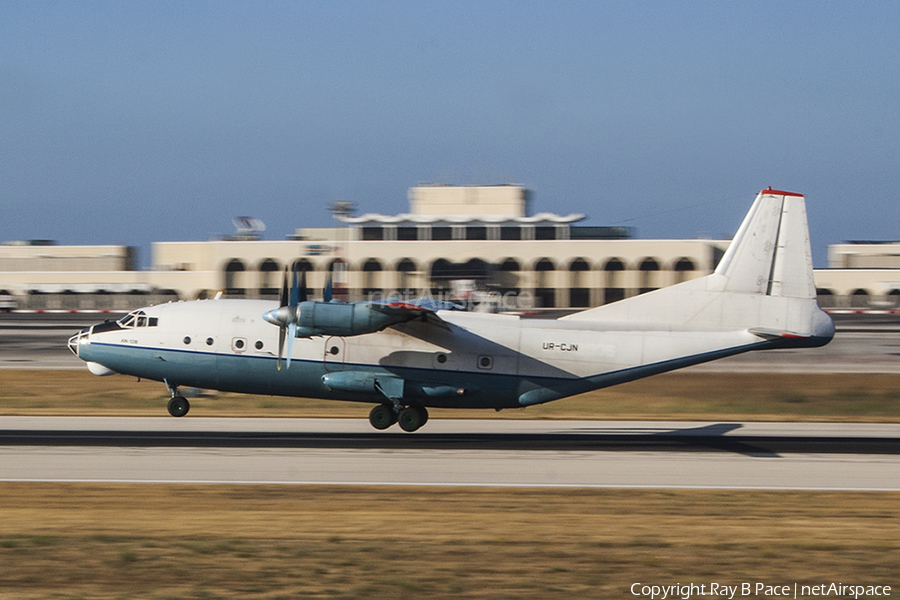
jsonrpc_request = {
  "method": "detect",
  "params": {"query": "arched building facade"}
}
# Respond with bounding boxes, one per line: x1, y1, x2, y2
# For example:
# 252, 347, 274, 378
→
3, 186, 898, 312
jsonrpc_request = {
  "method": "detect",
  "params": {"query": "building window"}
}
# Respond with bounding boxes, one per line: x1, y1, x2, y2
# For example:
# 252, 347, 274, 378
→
534, 258, 556, 308
497, 258, 521, 296
534, 288, 555, 308
535, 226, 556, 240
639, 258, 661, 294
604, 258, 625, 304
569, 288, 590, 308
569, 258, 591, 308
362, 259, 383, 296
500, 226, 521, 240
362, 226, 384, 241
673, 257, 696, 284
396, 258, 417, 295
224, 259, 246, 296
466, 226, 487, 240
397, 227, 418, 241
499, 258, 520, 272
258, 259, 280, 296
431, 226, 452, 241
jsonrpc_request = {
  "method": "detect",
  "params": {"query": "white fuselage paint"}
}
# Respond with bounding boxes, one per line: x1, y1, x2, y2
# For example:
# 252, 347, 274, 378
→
74, 298, 769, 410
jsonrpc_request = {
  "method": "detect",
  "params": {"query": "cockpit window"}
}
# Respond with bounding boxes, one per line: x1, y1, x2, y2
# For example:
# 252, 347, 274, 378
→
118, 310, 157, 328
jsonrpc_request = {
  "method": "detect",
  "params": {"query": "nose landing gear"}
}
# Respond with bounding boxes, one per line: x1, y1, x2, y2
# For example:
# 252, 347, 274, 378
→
167, 395, 190, 418
164, 379, 190, 417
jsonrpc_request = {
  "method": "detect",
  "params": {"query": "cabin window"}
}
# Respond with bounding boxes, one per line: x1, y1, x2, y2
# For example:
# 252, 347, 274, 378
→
183, 336, 191, 345
206, 338, 214, 346
118, 310, 157, 328
255, 341, 264, 350
119, 312, 139, 327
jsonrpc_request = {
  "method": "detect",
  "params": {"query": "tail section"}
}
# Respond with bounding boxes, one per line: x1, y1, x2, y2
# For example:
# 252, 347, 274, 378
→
715, 188, 815, 299
562, 188, 833, 345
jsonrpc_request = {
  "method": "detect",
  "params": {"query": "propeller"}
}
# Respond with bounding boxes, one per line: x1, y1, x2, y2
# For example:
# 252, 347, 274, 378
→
263, 265, 305, 370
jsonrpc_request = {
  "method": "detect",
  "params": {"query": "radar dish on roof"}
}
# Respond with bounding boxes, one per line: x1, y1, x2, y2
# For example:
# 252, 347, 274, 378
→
232, 217, 266, 236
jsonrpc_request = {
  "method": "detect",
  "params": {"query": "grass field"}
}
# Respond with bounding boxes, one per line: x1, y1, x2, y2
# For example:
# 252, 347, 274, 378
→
0, 484, 898, 599
1, 369, 898, 421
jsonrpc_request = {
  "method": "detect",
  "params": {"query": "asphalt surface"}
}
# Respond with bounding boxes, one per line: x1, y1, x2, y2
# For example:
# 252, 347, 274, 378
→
1, 418, 898, 490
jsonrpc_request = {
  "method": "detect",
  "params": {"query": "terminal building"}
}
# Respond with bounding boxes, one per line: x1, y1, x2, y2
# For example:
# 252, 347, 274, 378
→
1, 185, 898, 312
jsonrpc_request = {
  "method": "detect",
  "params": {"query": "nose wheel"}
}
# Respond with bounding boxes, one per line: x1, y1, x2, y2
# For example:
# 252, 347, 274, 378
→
167, 395, 190, 417
369, 403, 427, 432
164, 380, 190, 417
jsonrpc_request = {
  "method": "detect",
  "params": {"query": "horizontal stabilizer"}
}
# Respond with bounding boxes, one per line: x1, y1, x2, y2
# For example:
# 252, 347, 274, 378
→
748, 327, 812, 340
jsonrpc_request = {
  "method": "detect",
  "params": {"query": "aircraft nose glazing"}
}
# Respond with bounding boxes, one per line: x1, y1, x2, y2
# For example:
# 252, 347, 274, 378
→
67, 327, 90, 357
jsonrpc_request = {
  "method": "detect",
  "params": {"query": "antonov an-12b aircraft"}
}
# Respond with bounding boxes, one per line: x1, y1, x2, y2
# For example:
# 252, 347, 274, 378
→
69, 189, 834, 432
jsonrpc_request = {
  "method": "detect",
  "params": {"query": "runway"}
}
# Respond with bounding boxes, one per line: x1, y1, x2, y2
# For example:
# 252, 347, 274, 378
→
2, 417, 898, 491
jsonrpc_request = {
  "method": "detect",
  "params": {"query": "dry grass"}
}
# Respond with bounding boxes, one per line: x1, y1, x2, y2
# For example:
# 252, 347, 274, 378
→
1, 369, 899, 421
0, 484, 897, 599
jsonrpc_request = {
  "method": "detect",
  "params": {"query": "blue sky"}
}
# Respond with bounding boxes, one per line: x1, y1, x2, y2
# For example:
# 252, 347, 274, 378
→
1, 1, 898, 266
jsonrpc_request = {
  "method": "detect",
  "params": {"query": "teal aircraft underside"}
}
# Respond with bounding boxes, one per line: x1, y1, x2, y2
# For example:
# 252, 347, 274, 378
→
69, 189, 834, 431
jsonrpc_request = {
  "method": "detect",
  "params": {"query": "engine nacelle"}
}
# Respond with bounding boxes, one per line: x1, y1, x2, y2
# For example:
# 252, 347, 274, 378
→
295, 301, 400, 337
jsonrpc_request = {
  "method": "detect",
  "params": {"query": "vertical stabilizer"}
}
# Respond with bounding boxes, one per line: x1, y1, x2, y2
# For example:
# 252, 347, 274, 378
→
714, 189, 815, 299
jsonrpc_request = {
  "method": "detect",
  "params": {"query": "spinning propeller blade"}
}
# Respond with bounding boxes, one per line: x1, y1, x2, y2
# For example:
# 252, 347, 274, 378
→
289, 264, 300, 307
272, 265, 303, 370
286, 322, 297, 369
277, 324, 286, 371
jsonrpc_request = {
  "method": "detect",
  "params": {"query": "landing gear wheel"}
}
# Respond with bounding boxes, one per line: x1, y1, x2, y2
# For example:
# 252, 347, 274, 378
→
369, 403, 396, 430
398, 405, 427, 432
167, 395, 190, 417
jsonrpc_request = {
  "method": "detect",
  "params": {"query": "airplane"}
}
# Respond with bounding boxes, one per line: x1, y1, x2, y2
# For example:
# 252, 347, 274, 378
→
68, 188, 835, 432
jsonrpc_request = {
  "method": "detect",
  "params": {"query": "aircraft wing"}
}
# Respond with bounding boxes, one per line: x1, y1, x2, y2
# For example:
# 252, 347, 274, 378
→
369, 298, 464, 329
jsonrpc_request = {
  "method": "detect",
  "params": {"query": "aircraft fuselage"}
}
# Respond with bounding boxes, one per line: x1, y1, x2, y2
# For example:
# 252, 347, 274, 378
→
69, 297, 827, 411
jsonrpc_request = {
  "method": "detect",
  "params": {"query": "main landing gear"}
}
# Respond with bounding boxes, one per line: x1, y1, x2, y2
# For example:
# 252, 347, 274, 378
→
369, 403, 428, 432
164, 380, 190, 417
